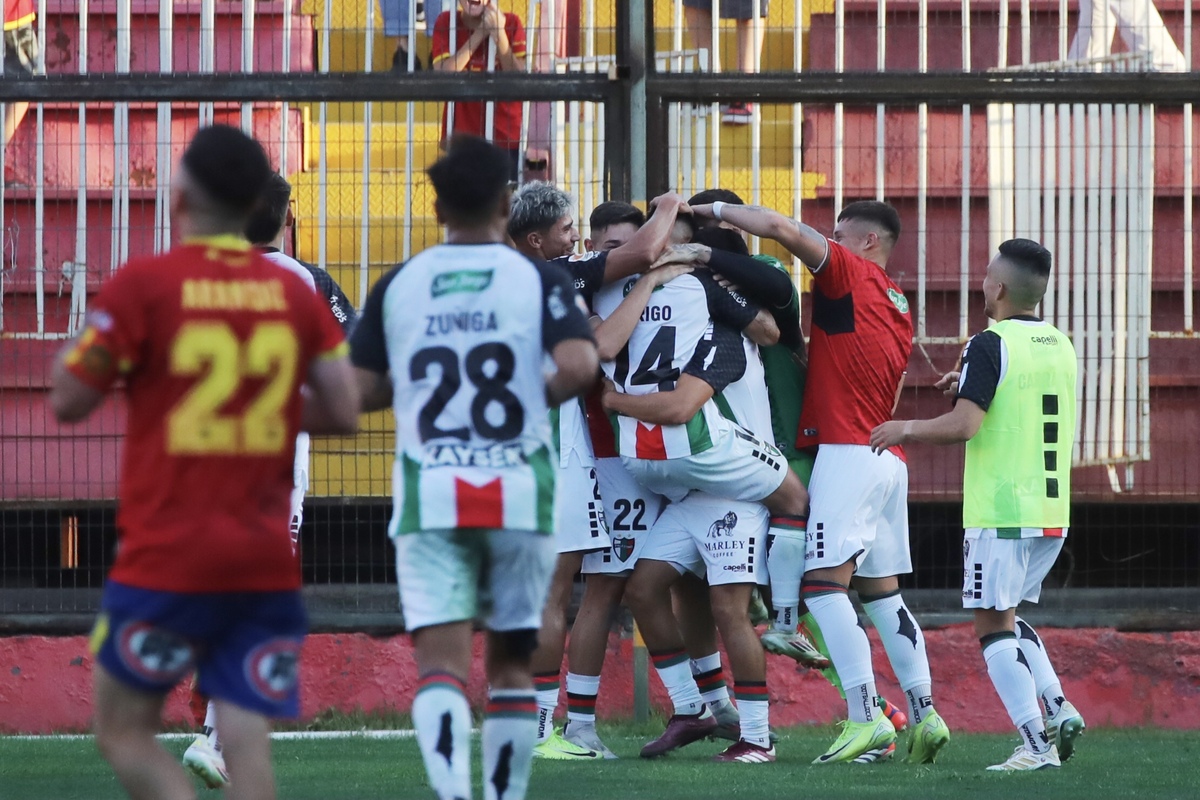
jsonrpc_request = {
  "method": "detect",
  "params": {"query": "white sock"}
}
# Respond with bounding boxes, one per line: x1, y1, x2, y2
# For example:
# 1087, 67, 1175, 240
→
532, 672, 560, 743
203, 701, 220, 750
862, 591, 934, 725
982, 633, 1050, 754
650, 649, 704, 716
690, 652, 731, 707
767, 516, 807, 632
804, 588, 877, 723
734, 682, 770, 747
1015, 617, 1067, 717
413, 674, 472, 800
565, 672, 600, 728
484, 689, 538, 800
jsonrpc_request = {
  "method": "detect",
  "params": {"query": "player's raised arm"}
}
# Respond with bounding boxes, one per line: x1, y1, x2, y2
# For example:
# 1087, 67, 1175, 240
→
691, 202, 829, 272
600, 193, 690, 283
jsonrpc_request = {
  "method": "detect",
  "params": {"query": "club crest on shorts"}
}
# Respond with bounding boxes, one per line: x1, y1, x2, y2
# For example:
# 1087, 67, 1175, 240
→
117, 622, 195, 683
245, 639, 301, 702
612, 536, 636, 562
708, 511, 739, 538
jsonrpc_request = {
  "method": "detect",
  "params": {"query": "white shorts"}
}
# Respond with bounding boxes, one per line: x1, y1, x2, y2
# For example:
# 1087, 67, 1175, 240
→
962, 535, 1066, 611
581, 457, 666, 575
555, 452, 610, 554
394, 529, 557, 632
642, 494, 768, 586
805, 444, 911, 578
621, 425, 787, 504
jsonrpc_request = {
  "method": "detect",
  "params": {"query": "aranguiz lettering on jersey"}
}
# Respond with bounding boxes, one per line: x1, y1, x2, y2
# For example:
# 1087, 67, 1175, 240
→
245, 639, 301, 702
612, 536, 636, 562
887, 287, 910, 314
431, 269, 494, 298
708, 511, 739, 538
425, 312, 499, 335
117, 622, 195, 683
422, 443, 528, 468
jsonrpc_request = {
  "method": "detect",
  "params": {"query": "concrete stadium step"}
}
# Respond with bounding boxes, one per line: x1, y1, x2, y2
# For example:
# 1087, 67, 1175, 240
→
42, 0, 315, 73
305, 120, 443, 171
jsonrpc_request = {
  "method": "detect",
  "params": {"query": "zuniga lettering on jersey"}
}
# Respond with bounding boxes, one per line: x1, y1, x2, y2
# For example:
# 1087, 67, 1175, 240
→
430, 269, 494, 298
425, 312, 500, 335
421, 443, 529, 469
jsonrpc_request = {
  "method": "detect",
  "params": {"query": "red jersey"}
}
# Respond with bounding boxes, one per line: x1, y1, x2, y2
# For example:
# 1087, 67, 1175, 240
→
431, 10, 526, 148
796, 240, 913, 459
63, 236, 347, 593
4, 0, 35, 30
584, 386, 616, 459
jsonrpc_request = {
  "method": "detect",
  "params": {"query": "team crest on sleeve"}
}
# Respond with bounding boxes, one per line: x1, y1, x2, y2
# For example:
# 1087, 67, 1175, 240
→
707, 511, 739, 539
244, 639, 302, 702
887, 288, 910, 314
612, 536, 636, 563
117, 622, 196, 683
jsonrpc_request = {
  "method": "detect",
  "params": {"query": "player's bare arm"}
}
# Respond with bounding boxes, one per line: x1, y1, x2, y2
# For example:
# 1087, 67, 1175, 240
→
547, 338, 600, 406
354, 367, 393, 413
302, 355, 359, 435
602, 193, 690, 283
600, 373, 714, 427
49, 352, 107, 423
690, 203, 829, 271
593, 263, 693, 361
744, 308, 780, 347
868, 398, 986, 454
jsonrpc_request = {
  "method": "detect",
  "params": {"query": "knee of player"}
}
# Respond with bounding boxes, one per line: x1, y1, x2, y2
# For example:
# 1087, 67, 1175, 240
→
486, 628, 541, 676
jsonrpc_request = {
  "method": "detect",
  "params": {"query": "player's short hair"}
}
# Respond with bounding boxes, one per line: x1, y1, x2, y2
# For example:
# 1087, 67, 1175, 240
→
508, 181, 574, 240
672, 210, 699, 242
427, 135, 513, 225
692, 225, 749, 257
997, 238, 1053, 278
245, 173, 292, 245
181, 125, 273, 215
837, 200, 902, 245
688, 188, 745, 206
589, 201, 645, 232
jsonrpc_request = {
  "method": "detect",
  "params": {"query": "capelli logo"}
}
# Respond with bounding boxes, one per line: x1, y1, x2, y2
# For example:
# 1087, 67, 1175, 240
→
1030, 335, 1060, 346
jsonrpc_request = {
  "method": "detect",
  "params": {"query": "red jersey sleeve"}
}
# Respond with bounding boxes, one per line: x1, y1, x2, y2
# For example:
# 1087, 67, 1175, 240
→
506, 13, 527, 61
62, 263, 148, 391
811, 239, 866, 299
431, 11, 452, 67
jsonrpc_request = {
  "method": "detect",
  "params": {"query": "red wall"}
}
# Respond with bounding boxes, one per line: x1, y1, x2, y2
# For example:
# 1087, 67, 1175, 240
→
3, 625, 1199, 734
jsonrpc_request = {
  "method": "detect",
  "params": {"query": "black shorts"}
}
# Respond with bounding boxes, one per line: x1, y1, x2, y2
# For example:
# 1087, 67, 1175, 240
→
681, 0, 770, 20
3, 24, 38, 77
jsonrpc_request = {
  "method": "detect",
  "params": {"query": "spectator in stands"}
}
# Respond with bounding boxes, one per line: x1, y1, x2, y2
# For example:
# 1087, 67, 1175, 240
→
3, 0, 37, 186
1069, 0, 1188, 72
431, 0, 527, 181
683, 0, 768, 125
381, 0, 443, 71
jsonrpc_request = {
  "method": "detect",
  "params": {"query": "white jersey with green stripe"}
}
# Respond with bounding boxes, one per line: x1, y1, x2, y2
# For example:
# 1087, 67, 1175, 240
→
349, 243, 595, 536
549, 396, 594, 468
715, 336, 773, 442
592, 273, 734, 460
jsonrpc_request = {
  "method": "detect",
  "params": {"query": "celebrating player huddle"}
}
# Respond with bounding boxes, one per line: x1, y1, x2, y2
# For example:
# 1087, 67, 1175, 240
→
49, 130, 1085, 800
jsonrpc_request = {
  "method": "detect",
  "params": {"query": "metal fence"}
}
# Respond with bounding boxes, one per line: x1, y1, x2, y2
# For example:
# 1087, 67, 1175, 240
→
0, 1, 1197, 629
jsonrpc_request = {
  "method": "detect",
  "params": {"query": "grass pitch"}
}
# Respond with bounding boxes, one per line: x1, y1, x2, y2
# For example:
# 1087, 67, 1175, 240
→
1, 724, 1196, 799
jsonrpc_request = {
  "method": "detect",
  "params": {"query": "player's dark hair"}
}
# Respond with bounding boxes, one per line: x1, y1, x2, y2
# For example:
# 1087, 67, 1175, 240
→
674, 210, 699, 242
245, 173, 292, 245
692, 225, 749, 257
428, 135, 512, 225
997, 238, 1053, 278
181, 125, 273, 214
688, 188, 745, 206
837, 200, 902, 245
589, 201, 645, 232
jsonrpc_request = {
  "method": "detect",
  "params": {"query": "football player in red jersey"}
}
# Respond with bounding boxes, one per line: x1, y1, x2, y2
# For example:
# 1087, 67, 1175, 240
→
49, 125, 358, 800
690, 199, 950, 765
